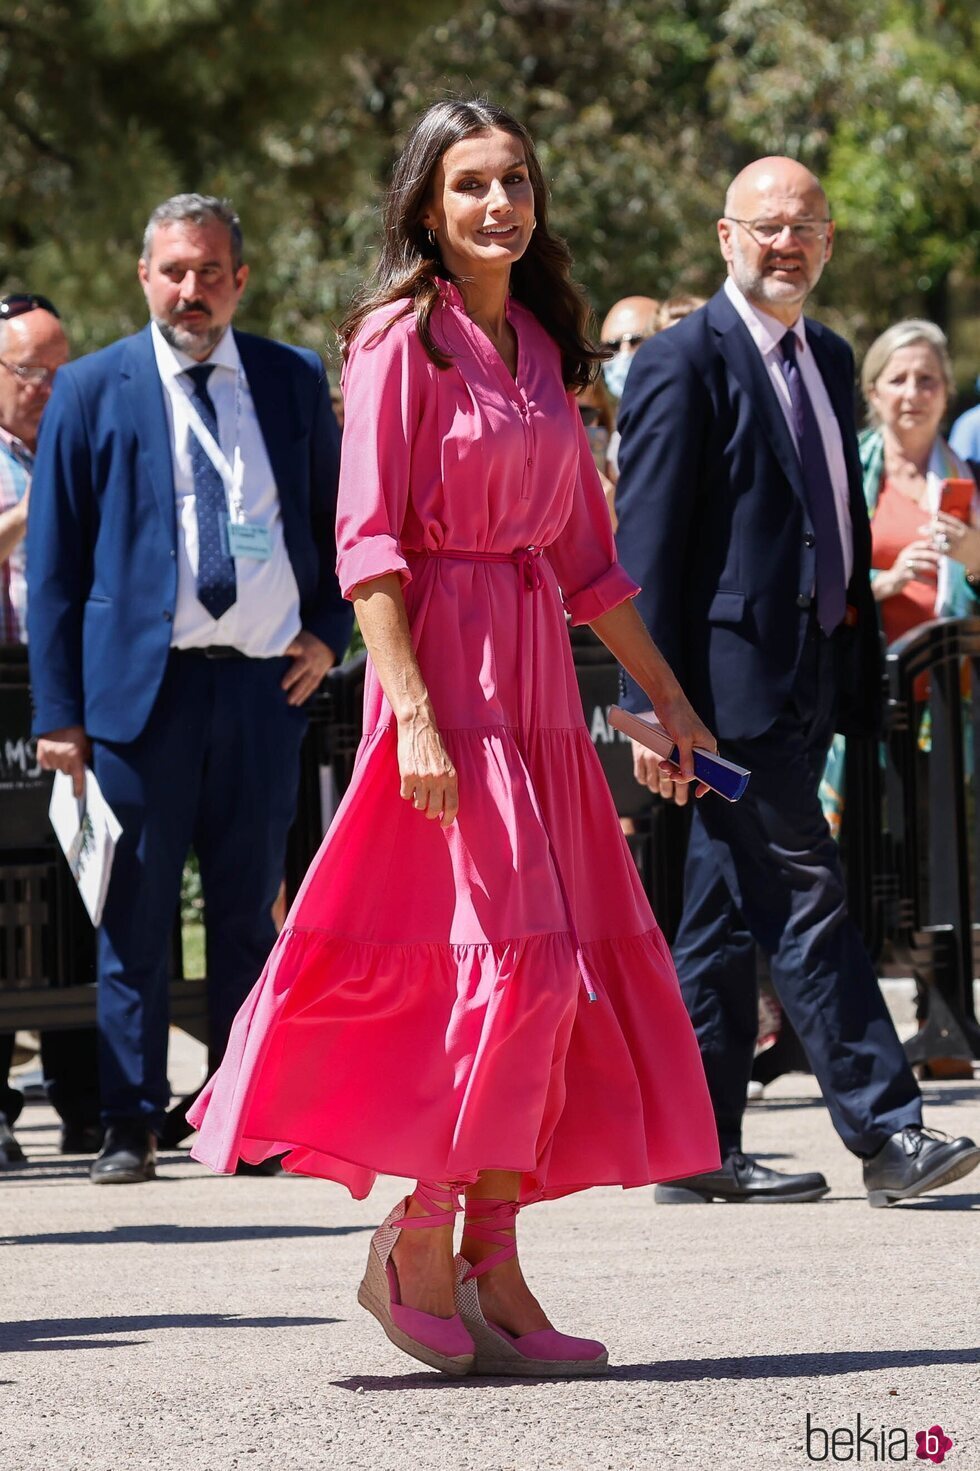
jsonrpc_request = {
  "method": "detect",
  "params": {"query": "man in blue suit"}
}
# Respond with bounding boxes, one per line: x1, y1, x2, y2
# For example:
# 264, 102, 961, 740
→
616, 158, 979, 1207
28, 195, 352, 1183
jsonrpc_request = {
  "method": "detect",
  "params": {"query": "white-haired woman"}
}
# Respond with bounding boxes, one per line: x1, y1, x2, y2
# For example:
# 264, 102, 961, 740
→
820, 320, 980, 834
861, 320, 980, 644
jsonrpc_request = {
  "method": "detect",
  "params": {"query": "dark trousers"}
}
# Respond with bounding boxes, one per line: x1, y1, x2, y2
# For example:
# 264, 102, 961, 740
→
673, 619, 922, 1159
92, 651, 308, 1135
0, 1028, 101, 1128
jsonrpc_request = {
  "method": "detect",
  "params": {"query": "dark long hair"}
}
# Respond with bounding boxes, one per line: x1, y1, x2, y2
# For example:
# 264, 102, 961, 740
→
340, 98, 603, 390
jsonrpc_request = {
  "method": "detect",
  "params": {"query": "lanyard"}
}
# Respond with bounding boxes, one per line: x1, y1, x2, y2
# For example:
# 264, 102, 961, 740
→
179, 367, 247, 522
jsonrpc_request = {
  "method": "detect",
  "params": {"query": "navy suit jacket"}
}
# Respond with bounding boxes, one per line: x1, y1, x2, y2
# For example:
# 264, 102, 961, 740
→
615, 286, 881, 742
27, 325, 352, 744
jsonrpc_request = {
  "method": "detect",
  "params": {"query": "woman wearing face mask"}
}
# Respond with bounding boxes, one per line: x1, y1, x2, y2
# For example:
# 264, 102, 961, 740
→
189, 98, 720, 1378
576, 376, 616, 523
599, 297, 659, 485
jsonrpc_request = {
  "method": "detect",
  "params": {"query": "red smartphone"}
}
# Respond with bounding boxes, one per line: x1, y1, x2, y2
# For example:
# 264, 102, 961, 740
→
940, 478, 974, 524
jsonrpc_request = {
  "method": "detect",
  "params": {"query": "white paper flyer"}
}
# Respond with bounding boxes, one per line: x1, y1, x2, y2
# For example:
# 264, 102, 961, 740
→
48, 769, 123, 926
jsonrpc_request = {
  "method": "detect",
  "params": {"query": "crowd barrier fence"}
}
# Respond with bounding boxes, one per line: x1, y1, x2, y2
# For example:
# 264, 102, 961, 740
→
3, 624, 980, 1071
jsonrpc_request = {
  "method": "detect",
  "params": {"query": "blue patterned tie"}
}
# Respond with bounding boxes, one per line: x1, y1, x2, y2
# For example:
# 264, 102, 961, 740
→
777, 332, 847, 635
185, 363, 236, 620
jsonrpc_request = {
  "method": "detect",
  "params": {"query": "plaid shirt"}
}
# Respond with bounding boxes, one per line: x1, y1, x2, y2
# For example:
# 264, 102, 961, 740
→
0, 428, 32, 644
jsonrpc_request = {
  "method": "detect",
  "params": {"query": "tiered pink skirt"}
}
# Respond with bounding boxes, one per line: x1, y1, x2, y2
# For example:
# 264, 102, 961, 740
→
189, 557, 719, 1201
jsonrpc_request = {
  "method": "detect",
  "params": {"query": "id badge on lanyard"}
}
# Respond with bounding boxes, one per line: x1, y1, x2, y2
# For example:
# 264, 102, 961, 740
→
184, 373, 272, 561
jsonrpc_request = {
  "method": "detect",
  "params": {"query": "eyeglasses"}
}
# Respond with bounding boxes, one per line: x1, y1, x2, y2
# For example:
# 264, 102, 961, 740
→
578, 405, 602, 427
0, 293, 61, 320
725, 218, 830, 245
0, 357, 59, 387
601, 332, 648, 353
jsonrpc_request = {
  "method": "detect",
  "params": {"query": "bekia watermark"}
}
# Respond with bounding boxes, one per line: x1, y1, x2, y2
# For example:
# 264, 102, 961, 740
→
805, 1414, 954, 1463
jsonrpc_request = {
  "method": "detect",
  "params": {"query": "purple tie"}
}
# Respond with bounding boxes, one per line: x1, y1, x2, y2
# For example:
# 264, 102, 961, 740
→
777, 332, 846, 636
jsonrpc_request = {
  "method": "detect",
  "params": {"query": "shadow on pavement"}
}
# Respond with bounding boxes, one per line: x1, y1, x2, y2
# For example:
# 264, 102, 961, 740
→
333, 1344, 980, 1392
0, 1312, 340, 1354
828, 1192, 980, 1211
894, 1191, 980, 1211
0, 1150, 294, 1184
0, 1222, 375, 1247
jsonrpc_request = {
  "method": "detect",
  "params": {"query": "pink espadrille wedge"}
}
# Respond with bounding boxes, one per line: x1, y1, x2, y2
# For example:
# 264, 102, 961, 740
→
357, 1182, 475, 1375
455, 1198, 608, 1377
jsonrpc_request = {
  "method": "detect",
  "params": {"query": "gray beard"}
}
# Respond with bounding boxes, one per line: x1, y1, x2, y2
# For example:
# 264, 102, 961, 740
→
730, 236, 821, 309
154, 316, 225, 357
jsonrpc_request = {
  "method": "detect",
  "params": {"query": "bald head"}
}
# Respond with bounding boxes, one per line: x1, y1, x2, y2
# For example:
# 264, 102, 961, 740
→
724, 157, 827, 220
718, 157, 834, 325
0, 307, 69, 448
600, 296, 661, 347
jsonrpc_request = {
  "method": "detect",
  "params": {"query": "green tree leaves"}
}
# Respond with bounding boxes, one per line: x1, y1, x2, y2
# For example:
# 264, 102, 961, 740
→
2, 0, 977, 370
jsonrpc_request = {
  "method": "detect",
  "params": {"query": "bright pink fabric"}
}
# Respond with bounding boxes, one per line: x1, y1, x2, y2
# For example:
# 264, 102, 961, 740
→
189, 282, 720, 1200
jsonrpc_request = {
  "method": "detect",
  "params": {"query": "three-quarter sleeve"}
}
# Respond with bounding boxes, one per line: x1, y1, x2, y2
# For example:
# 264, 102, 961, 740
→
545, 394, 640, 625
335, 310, 422, 600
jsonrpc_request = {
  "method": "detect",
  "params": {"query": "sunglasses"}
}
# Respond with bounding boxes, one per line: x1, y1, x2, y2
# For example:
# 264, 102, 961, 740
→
0, 293, 61, 321
601, 332, 647, 353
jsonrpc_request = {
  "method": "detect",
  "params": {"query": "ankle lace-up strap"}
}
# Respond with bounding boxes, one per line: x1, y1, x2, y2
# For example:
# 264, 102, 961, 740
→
395, 1180, 463, 1230
461, 1196, 520, 1279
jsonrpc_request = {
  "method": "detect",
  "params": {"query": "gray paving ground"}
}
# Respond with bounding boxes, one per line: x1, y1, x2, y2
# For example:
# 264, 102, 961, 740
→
2, 1010, 978, 1471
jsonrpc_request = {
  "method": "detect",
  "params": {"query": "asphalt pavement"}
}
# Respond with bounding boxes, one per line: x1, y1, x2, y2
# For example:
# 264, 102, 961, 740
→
2, 1010, 978, 1471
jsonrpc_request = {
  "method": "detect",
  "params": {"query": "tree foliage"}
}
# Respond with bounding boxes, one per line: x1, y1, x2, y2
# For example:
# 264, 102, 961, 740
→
1, 0, 977, 372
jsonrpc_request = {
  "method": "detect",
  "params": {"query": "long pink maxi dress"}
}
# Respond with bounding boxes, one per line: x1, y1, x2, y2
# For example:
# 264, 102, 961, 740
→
189, 281, 720, 1200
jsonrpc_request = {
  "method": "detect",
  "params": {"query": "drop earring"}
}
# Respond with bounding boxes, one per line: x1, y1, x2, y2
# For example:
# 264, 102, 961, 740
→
427, 228, 437, 247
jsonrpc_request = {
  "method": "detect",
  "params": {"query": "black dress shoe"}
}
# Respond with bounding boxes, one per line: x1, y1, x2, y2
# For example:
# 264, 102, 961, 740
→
235, 1154, 285, 1177
60, 1122, 106, 1156
655, 1152, 830, 1203
863, 1126, 980, 1208
159, 1086, 206, 1149
90, 1123, 157, 1184
0, 1114, 26, 1167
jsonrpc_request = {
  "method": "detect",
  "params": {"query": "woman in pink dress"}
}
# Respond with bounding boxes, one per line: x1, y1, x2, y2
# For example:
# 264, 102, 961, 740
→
189, 98, 719, 1377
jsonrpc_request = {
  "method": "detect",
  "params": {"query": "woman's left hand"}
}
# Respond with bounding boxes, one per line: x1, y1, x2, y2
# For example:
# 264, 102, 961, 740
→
925, 512, 980, 577
634, 689, 718, 804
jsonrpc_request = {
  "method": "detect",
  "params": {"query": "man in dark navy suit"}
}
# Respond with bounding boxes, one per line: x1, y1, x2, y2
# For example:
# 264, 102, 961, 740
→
615, 158, 979, 1206
27, 195, 352, 1183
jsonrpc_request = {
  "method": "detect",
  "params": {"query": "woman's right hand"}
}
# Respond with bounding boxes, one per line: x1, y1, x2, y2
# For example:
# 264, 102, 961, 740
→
397, 703, 459, 828
877, 538, 941, 599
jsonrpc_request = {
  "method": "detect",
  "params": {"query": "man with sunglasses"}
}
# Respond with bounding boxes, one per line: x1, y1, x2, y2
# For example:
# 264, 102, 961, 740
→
0, 293, 103, 1165
0, 295, 69, 642
615, 157, 979, 1207
27, 197, 351, 1184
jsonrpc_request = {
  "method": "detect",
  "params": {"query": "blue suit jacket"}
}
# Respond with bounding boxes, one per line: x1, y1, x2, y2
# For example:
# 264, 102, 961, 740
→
27, 325, 352, 744
615, 287, 881, 742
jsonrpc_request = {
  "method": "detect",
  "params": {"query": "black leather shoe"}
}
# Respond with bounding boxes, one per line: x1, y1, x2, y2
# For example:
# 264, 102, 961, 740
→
90, 1123, 157, 1184
863, 1126, 980, 1208
235, 1154, 285, 1177
0, 1114, 26, 1167
655, 1152, 830, 1203
60, 1122, 106, 1156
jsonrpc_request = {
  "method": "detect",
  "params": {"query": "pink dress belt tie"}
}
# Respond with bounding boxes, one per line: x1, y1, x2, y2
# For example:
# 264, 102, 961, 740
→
416, 546, 599, 1004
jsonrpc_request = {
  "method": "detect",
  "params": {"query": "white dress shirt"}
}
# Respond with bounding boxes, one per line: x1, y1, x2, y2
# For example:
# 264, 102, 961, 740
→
151, 322, 302, 655
724, 276, 853, 583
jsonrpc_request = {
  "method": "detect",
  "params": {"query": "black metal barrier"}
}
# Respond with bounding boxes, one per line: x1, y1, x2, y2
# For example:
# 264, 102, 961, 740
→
284, 652, 368, 901
576, 618, 980, 1068
877, 617, 980, 1065
0, 646, 102, 1035
7, 621, 979, 1071
569, 626, 690, 942
0, 649, 370, 1041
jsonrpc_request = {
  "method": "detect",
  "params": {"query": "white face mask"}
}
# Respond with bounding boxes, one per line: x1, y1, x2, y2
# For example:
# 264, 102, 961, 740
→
602, 350, 633, 400
585, 424, 610, 471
